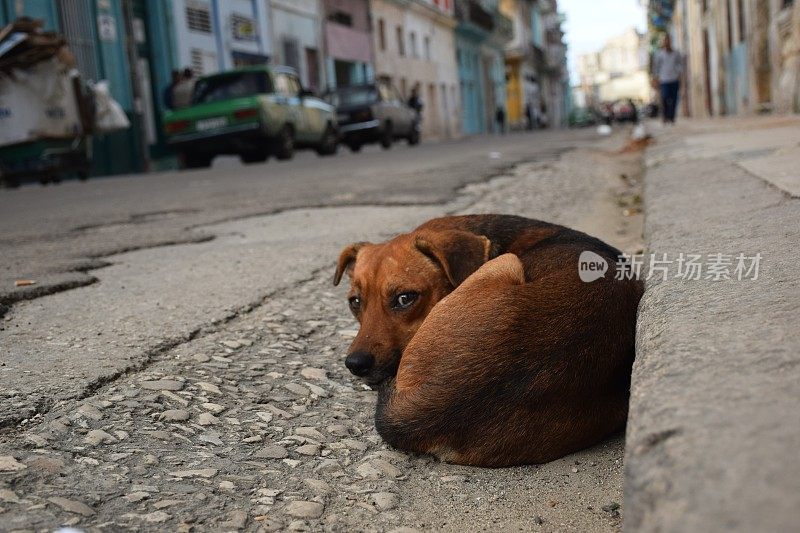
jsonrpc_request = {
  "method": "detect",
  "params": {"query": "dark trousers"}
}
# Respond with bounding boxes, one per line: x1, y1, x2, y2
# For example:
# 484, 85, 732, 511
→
660, 81, 680, 123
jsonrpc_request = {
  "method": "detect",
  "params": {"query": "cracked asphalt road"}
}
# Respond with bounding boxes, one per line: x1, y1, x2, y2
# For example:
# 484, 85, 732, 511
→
0, 129, 643, 531
0, 132, 593, 310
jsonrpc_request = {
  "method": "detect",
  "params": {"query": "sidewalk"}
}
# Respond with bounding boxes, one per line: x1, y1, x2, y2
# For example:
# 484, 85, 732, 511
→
625, 116, 800, 532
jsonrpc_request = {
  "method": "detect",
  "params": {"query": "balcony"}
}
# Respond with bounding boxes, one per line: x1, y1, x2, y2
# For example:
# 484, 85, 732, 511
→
456, 0, 494, 32
493, 11, 513, 42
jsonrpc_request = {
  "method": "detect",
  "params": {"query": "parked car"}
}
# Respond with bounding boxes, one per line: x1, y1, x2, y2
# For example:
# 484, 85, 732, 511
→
325, 82, 420, 152
163, 66, 338, 168
569, 107, 597, 128
612, 99, 639, 123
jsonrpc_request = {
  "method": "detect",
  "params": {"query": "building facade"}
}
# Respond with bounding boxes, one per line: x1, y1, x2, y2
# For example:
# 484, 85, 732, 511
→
168, 0, 272, 76
577, 27, 650, 106
500, 0, 541, 127
538, 0, 568, 128
654, 0, 800, 118
454, 0, 512, 135
323, 0, 374, 89
371, 0, 461, 140
270, 0, 325, 91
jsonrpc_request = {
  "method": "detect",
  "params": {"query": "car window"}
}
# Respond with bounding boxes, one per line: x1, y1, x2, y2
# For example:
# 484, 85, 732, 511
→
378, 83, 393, 103
287, 75, 302, 96
273, 73, 291, 96
275, 73, 301, 97
193, 72, 271, 104
326, 86, 379, 107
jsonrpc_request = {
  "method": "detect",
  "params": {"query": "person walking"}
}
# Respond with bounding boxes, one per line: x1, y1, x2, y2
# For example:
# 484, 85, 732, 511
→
163, 70, 180, 110
652, 34, 683, 124
495, 105, 506, 135
407, 83, 424, 120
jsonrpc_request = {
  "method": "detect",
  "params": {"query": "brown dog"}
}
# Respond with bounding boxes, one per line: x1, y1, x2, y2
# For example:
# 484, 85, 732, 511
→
333, 215, 643, 466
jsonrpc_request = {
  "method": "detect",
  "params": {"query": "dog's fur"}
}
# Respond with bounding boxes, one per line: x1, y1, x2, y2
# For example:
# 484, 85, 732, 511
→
334, 215, 643, 466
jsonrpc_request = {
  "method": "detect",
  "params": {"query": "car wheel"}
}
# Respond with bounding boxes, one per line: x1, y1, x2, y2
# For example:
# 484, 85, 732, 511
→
407, 126, 421, 146
380, 123, 393, 150
1, 176, 19, 189
240, 151, 269, 164
316, 125, 338, 156
274, 126, 295, 161
348, 143, 362, 153
183, 152, 213, 169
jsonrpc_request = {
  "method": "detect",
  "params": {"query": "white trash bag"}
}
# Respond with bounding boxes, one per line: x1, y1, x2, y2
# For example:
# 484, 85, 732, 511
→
92, 80, 130, 133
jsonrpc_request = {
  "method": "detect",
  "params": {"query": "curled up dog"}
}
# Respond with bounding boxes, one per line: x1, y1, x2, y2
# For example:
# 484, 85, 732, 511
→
333, 215, 643, 467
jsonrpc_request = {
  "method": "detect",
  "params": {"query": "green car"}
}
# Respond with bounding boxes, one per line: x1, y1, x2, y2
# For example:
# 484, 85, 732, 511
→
163, 66, 338, 168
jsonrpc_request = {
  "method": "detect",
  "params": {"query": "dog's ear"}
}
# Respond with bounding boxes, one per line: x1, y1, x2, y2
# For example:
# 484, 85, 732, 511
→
414, 230, 492, 287
333, 242, 369, 286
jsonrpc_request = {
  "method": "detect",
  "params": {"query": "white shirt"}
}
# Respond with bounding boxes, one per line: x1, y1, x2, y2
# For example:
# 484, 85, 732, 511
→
653, 49, 683, 83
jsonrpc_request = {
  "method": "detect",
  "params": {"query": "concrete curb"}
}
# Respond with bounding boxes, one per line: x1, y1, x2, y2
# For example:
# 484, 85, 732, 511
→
624, 127, 800, 532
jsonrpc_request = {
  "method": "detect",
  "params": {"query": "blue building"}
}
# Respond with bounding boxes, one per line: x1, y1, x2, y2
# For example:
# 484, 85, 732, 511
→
454, 0, 511, 135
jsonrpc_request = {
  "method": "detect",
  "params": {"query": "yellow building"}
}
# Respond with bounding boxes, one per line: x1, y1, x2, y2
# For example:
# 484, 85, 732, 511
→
500, 0, 545, 127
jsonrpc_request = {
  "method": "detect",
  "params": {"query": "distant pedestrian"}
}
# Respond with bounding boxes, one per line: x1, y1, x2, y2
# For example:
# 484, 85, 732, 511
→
652, 34, 683, 124
407, 82, 424, 119
172, 68, 196, 109
539, 102, 549, 128
163, 70, 180, 110
524, 102, 534, 131
495, 106, 506, 134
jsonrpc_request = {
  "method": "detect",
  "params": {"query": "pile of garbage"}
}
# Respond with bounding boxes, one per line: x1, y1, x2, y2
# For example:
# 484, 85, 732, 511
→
0, 17, 69, 74
0, 17, 128, 150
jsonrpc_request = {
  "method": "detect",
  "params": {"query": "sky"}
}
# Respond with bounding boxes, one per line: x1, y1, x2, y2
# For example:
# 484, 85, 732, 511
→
559, 0, 647, 84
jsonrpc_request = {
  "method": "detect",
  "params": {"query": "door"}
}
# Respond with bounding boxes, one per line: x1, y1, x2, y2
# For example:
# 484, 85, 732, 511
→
305, 48, 320, 93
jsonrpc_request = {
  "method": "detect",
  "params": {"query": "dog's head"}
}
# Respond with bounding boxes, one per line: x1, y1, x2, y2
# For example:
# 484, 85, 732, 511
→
333, 229, 491, 386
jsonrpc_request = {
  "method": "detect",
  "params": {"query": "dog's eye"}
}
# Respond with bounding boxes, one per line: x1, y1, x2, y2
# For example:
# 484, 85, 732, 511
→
392, 292, 418, 310
348, 296, 361, 313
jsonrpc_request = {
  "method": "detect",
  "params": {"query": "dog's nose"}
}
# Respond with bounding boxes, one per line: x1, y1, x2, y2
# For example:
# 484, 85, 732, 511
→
345, 351, 375, 377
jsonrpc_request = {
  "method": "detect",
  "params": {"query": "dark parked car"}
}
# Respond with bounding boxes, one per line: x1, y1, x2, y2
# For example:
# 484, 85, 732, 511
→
325, 82, 420, 152
612, 99, 639, 123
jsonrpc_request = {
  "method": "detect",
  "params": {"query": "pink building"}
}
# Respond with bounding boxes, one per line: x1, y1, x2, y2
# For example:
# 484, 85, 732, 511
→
323, 0, 375, 89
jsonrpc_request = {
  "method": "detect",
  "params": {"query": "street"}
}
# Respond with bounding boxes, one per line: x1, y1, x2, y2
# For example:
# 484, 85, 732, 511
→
0, 128, 643, 531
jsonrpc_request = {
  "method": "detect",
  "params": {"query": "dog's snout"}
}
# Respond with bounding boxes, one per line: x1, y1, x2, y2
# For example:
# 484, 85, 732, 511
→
345, 351, 375, 377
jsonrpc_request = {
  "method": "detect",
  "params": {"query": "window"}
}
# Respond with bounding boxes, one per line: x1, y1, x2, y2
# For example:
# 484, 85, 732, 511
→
328, 11, 352, 27
396, 26, 405, 56
190, 48, 217, 75
282, 38, 300, 71
410, 32, 417, 58
424, 36, 431, 61
727, 0, 734, 50
737, 0, 746, 43
230, 14, 257, 41
186, 1, 212, 33
378, 19, 386, 51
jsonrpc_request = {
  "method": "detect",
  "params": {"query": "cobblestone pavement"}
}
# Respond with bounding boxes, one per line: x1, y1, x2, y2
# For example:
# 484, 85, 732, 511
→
0, 136, 643, 532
